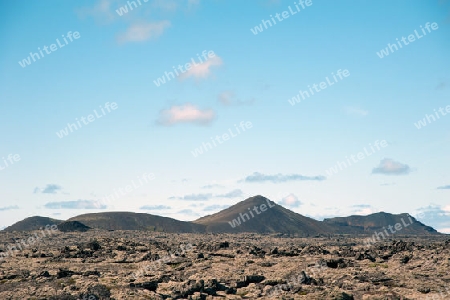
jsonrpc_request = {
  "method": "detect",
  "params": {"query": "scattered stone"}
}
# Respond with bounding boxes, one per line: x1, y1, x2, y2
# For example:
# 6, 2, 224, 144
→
0, 231, 448, 299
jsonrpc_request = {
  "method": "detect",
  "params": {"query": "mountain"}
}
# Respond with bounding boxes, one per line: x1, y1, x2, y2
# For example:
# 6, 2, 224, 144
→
2, 196, 443, 235
67, 212, 206, 232
3, 216, 63, 232
193, 195, 333, 235
57, 220, 91, 232
323, 212, 438, 235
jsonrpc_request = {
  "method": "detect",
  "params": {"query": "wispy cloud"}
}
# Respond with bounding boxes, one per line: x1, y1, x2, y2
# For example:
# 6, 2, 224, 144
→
170, 193, 212, 201
350, 204, 380, 215
157, 103, 215, 126
0, 205, 19, 211
183, 193, 212, 201
44, 200, 106, 209
201, 184, 224, 189
76, 0, 116, 23
151, 0, 200, 11
169, 189, 242, 202
278, 194, 302, 208
218, 91, 235, 105
117, 21, 171, 43
218, 91, 255, 106
307, 211, 342, 221
179, 56, 223, 80
34, 184, 62, 194
140, 205, 171, 210
414, 204, 450, 233
437, 185, 450, 190
216, 189, 243, 198
177, 209, 200, 216
371, 158, 411, 175
351, 204, 371, 208
203, 204, 229, 211
345, 106, 368, 117
240, 172, 326, 183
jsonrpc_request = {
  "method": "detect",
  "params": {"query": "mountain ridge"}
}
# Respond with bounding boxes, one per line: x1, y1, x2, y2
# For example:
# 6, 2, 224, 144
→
3, 216, 64, 232
67, 211, 206, 232
2, 196, 443, 235
193, 195, 334, 235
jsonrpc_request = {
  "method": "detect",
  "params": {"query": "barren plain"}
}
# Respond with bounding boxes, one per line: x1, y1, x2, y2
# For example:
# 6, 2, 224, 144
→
1, 230, 449, 300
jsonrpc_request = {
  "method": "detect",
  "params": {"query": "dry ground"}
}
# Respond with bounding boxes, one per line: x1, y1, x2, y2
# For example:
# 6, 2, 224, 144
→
0, 230, 449, 299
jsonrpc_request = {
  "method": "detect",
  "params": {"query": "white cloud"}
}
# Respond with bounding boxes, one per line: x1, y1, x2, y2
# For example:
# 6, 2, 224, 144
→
34, 184, 62, 194
157, 103, 215, 126
278, 193, 302, 208
77, 0, 115, 23
345, 106, 368, 117
216, 189, 243, 198
201, 184, 224, 189
140, 205, 171, 210
218, 90, 255, 106
151, 0, 200, 11
170, 193, 212, 201
177, 209, 200, 216
0, 205, 19, 211
414, 205, 450, 233
437, 185, 450, 190
350, 204, 380, 215
372, 158, 411, 175
204, 204, 229, 211
179, 56, 223, 80
442, 205, 450, 213
44, 200, 107, 209
241, 172, 326, 183
117, 21, 171, 43
218, 91, 235, 106
439, 228, 450, 234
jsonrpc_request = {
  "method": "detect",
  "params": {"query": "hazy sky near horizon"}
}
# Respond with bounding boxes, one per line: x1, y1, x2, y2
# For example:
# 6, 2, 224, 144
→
1, 0, 449, 232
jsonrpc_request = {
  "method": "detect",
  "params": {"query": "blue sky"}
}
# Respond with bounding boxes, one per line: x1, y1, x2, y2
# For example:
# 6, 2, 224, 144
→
1, 0, 449, 232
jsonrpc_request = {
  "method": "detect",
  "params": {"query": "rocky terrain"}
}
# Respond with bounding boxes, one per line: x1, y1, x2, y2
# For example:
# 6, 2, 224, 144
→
1, 229, 449, 299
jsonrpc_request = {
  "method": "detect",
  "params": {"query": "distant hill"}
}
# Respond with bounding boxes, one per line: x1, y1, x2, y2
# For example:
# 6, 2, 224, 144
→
68, 212, 206, 232
3, 216, 63, 232
194, 195, 333, 236
323, 212, 439, 235
57, 220, 91, 232
2, 196, 443, 235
